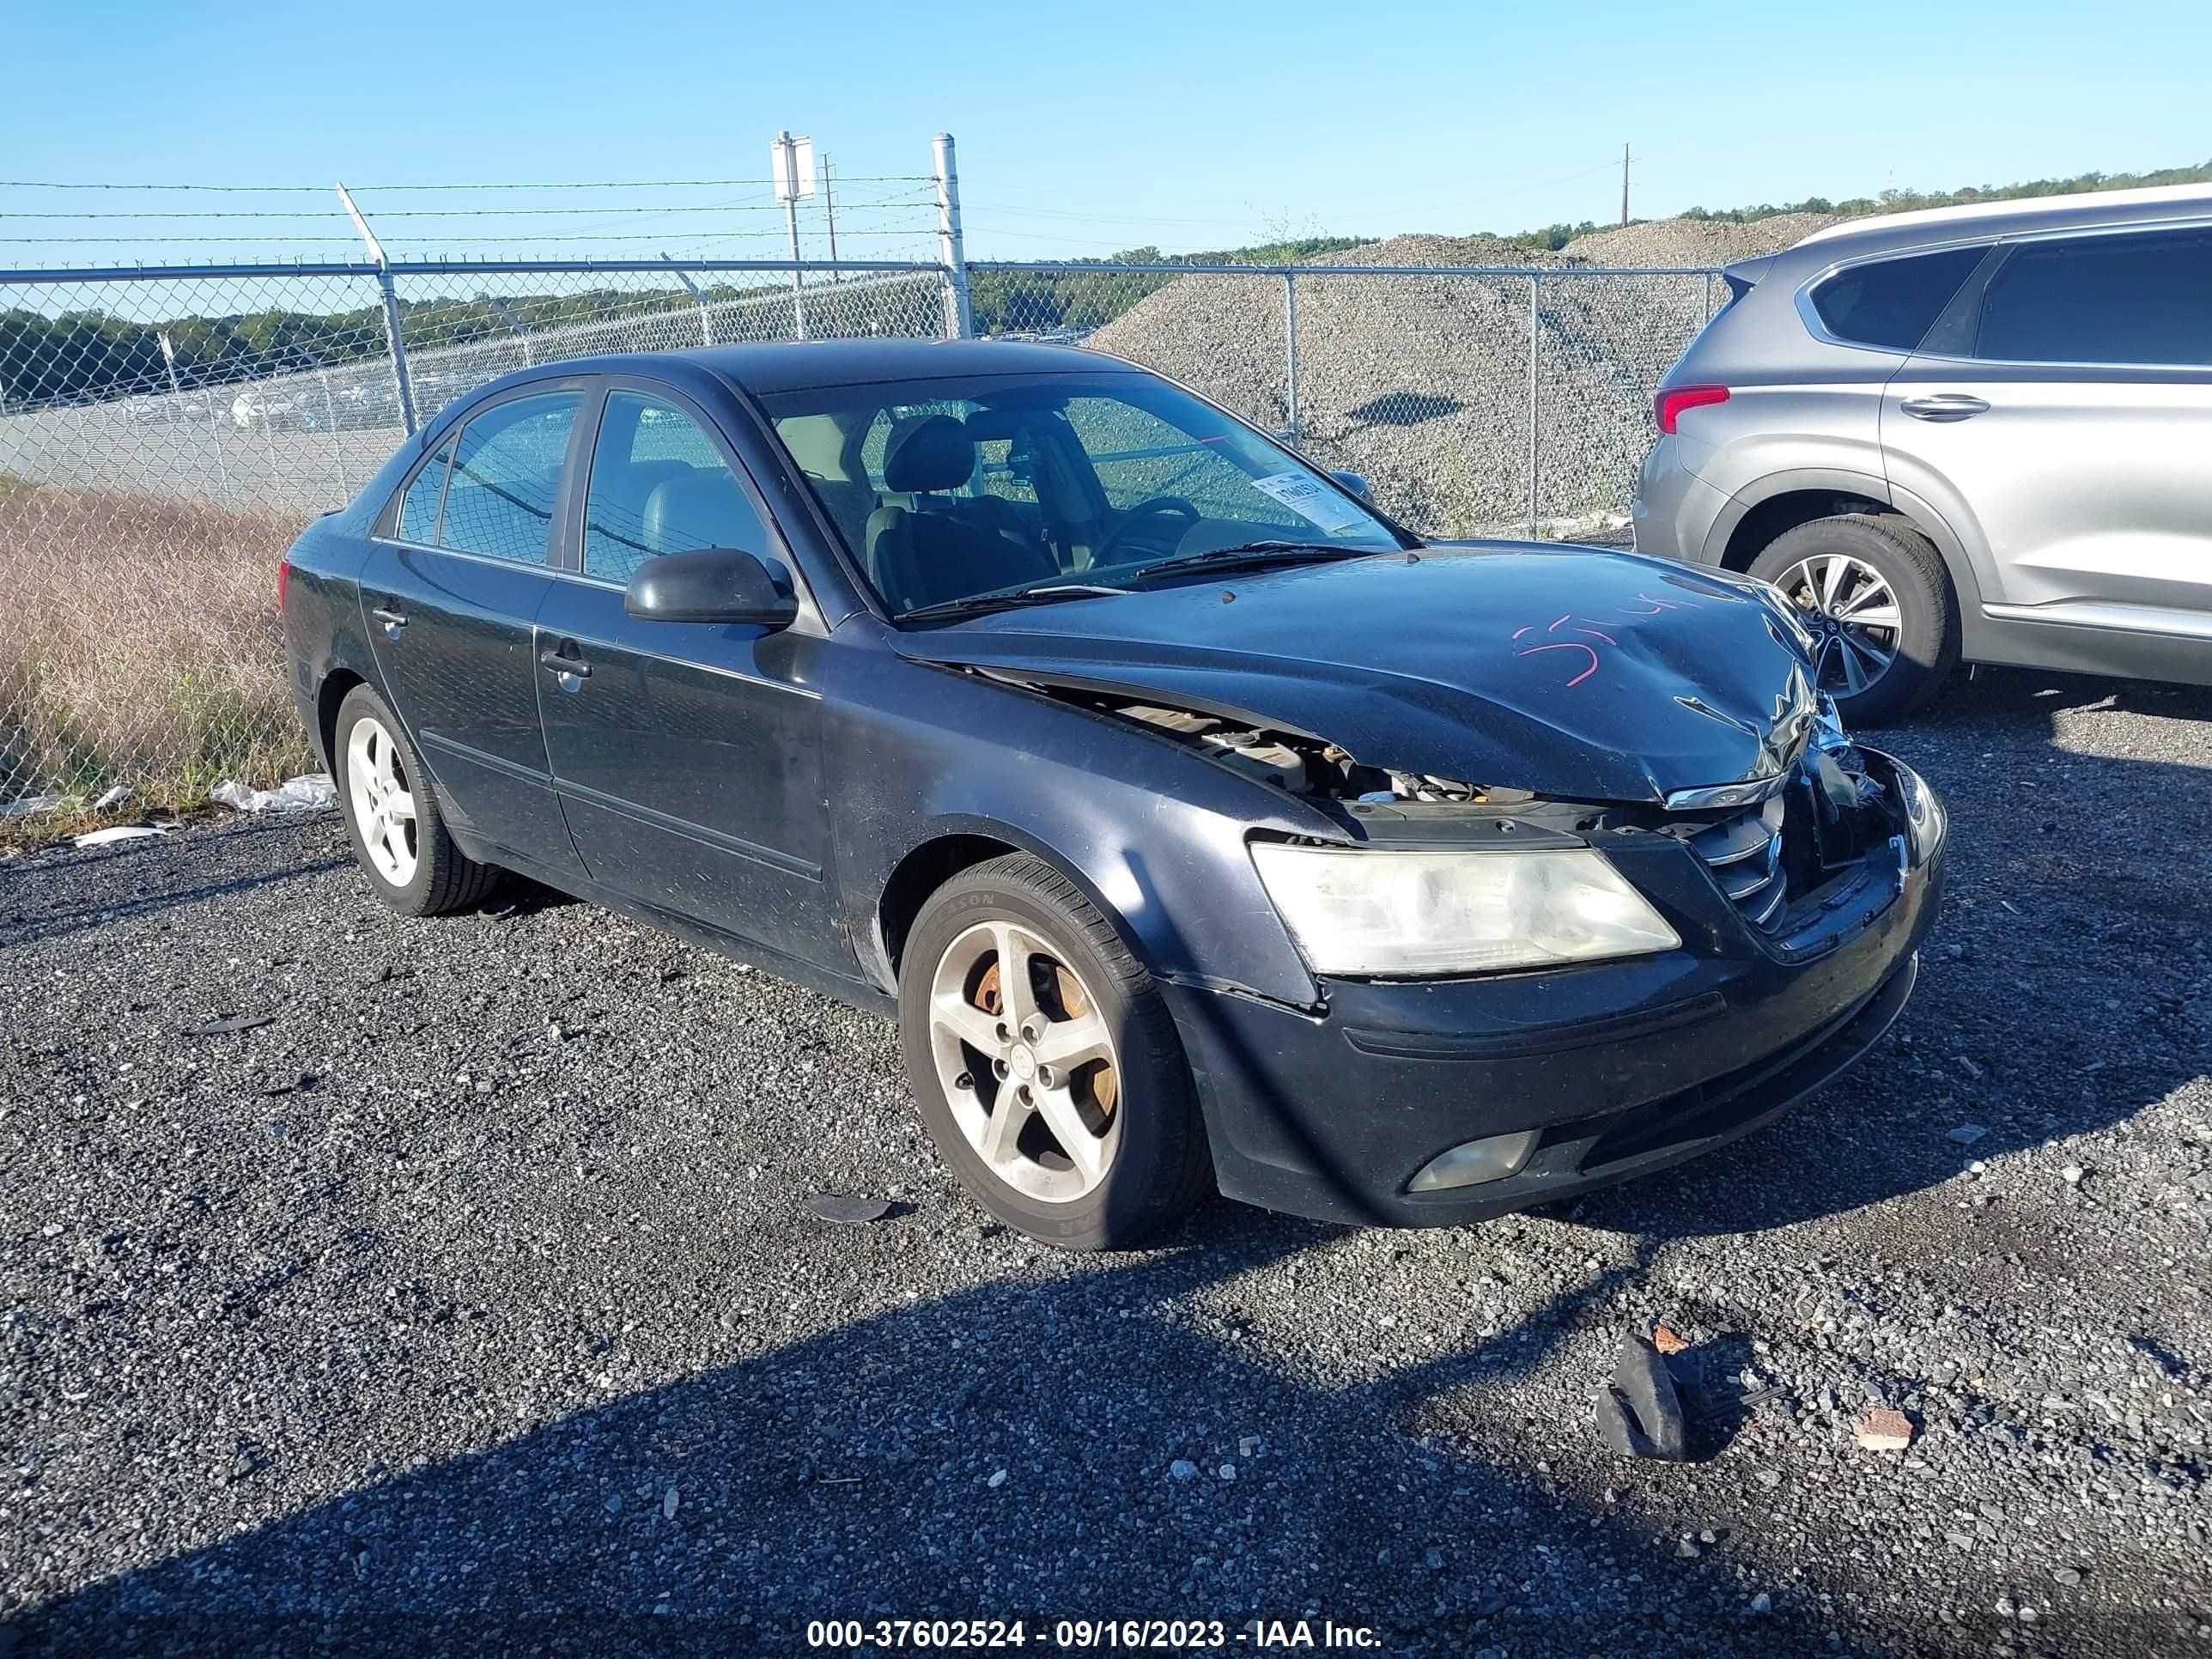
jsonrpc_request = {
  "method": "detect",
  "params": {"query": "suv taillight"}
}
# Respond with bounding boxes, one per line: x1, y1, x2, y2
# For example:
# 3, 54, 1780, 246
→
276, 556, 291, 612
1656, 384, 1729, 434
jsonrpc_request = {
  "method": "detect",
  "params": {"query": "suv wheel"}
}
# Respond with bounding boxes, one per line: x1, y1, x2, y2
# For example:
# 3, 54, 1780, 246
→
1747, 514, 1959, 724
333, 684, 502, 916
897, 854, 1212, 1250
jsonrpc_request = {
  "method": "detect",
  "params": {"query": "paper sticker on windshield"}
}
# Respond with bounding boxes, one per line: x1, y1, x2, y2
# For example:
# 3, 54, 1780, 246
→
1248, 471, 1370, 534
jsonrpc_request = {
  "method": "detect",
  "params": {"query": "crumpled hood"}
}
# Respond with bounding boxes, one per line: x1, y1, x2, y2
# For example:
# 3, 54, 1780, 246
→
896, 543, 1825, 803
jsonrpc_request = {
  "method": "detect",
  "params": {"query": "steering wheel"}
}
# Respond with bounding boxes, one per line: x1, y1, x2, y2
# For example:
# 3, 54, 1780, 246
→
1093, 496, 1200, 563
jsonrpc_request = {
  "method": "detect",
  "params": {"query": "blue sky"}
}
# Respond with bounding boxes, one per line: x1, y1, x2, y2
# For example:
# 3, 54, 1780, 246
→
3, 0, 2208, 264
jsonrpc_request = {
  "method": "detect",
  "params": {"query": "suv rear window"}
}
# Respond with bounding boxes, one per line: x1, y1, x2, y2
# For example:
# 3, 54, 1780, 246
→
1810, 246, 1986, 350
1974, 228, 2212, 365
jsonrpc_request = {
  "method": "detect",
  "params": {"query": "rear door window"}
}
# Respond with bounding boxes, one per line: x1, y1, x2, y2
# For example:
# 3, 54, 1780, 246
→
1973, 228, 2212, 365
438, 391, 582, 565
581, 392, 772, 582
1811, 246, 1987, 350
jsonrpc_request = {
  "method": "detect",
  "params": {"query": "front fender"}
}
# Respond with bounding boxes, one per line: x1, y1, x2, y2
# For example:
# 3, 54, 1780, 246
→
823, 636, 1328, 1009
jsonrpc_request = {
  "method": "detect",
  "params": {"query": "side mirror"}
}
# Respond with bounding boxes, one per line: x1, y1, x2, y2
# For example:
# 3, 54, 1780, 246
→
623, 547, 798, 629
1330, 469, 1373, 501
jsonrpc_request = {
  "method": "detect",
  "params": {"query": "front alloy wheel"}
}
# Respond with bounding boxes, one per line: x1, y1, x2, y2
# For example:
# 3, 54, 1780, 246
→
897, 854, 1212, 1249
927, 919, 1123, 1202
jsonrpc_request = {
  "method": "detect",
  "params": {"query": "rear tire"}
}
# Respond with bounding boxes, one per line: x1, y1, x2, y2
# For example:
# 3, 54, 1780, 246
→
332, 683, 501, 917
1747, 514, 1959, 726
897, 854, 1212, 1250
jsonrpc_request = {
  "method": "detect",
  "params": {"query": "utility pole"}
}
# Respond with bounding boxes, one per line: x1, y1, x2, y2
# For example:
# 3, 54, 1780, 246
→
771, 131, 815, 340
1620, 143, 1631, 228
822, 152, 840, 282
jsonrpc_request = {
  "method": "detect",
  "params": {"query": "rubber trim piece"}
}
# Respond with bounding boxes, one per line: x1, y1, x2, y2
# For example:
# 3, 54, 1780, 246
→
1342, 989, 1726, 1062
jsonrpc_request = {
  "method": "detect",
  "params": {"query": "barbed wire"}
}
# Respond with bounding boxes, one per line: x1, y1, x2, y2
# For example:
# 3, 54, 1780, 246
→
2, 201, 929, 220
0, 230, 936, 245
0, 176, 931, 192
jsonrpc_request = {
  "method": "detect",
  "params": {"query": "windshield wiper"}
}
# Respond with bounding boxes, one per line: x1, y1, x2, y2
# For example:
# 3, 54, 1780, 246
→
896, 581, 1133, 624
1132, 541, 1377, 582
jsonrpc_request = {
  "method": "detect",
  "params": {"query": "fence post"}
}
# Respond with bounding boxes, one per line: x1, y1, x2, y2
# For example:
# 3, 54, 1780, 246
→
1527, 272, 1540, 539
319, 367, 351, 494
376, 269, 418, 436
161, 331, 229, 500
1282, 272, 1301, 449
933, 132, 974, 339
336, 183, 417, 435
663, 256, 715, 348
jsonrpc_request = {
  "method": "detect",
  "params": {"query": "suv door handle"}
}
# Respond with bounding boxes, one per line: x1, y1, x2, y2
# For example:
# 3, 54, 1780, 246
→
1899, 393, 1990, 422
538, 646, 592, 680
371, 606, 408, 630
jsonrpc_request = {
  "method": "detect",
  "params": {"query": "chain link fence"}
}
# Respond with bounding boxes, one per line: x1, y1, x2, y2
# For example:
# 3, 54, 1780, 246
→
1, 255, 1716, 820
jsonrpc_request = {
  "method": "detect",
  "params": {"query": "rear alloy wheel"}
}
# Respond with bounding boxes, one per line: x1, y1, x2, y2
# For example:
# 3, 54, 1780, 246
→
332, 684, 501, 917
1747, 514, 1959, 725
898, 854, 1212, 1249
346, 715, 418, 887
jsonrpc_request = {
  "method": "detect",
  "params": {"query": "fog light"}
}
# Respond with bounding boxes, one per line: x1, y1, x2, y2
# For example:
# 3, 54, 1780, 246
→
1407, 1130, 1540, 1193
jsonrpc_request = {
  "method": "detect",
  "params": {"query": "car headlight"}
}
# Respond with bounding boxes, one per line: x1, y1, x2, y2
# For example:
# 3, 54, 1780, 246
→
1894, 763, 1946, 861
1249, 843, 1680, 977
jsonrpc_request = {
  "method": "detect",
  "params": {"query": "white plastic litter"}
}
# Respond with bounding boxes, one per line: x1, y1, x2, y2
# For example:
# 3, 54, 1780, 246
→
93, 784, 134, 811
74, 824, 173, 848
0, 793, 62, 820
211, 774, 338, 814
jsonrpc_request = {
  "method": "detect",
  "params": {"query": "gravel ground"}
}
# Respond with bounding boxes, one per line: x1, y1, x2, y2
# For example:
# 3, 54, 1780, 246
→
3, 667, 2209, 1657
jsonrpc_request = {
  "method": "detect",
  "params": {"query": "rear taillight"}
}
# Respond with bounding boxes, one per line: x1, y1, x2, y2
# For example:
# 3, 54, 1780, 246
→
1656, 384, 1730, 434
276, 556, 291, 612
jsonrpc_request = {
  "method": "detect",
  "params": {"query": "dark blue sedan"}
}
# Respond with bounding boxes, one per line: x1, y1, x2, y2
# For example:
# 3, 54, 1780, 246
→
280, 341, 1944, 1249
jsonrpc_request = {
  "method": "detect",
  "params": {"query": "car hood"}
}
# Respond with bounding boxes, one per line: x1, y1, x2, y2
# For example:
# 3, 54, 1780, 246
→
895, 543, 1825, 804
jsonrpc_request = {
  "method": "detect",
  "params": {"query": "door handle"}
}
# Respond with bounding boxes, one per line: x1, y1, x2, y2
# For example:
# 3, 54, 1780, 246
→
1899, 393, 1990, 422
538, 647, 592, 680
371, 606, 408, 629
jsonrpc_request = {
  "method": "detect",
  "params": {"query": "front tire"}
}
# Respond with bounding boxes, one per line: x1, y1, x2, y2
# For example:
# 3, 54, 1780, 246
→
332, 684, 501, 917
1747, 514, 1959, 725
897, 854, 1212, 1250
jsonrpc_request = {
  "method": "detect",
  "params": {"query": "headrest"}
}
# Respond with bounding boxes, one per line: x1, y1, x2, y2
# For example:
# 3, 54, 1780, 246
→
882, 413, 974, 494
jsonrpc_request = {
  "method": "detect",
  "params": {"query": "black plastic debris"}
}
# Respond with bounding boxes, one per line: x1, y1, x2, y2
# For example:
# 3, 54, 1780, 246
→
185, 1013, 276, 1037
1595, 1330, 1688, 1461
805, 1194, 890, 1225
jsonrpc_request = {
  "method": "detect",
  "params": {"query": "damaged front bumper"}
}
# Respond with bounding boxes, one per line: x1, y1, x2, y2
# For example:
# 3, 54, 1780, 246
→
1164, 748, 1945, 1228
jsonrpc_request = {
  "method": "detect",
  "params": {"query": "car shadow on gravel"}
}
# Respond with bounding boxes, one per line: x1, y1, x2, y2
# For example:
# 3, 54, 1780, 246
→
0, 822, 354, 951
1561, 665, 2212, 1243
17, 1211, 1892, 1659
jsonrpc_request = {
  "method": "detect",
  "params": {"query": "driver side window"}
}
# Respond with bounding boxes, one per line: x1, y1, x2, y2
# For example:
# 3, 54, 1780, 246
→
582, 392, 771, 584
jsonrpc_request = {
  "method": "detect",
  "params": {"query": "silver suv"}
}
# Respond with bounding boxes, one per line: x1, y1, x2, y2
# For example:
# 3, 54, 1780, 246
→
1633, 184, 2212, 722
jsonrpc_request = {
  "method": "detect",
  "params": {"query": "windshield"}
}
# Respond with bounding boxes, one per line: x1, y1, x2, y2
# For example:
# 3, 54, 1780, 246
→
760, 370, 1406, 619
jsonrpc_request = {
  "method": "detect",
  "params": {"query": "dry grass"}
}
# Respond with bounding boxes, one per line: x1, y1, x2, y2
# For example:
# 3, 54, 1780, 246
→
0, 477, 316, 832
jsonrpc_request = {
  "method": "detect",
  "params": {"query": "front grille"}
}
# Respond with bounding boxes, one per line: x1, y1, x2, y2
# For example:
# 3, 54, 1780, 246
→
1683, 793, 1790, 932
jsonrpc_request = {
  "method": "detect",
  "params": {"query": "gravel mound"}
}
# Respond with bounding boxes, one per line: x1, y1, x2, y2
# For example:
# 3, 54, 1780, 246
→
1089, 228, 1738, 538
1560, 211, 1848, 267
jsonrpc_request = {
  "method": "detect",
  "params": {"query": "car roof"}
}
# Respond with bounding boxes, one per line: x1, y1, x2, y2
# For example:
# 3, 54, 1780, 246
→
563, 337, 1136, 397
1790, 182, 2212, 261
420, 338, 1148, 443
